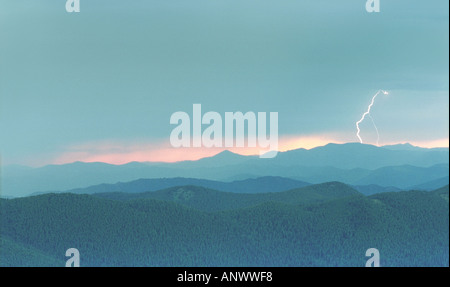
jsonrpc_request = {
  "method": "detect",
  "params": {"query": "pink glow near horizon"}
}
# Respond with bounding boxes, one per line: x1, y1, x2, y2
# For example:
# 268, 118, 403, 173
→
53, 145, 266, 165
50, 136, 449, 166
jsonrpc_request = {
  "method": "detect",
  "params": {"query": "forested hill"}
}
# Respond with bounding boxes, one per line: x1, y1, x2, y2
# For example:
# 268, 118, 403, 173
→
94, 182, 361, 212
431, 185, 449, 202
1, 184, 448, 267
51, 176, 311, 196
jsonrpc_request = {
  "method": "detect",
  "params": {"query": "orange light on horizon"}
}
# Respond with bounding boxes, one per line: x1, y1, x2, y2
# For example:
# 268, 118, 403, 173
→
277, 135, 345, 152
49, 136, 449, 166
50, 135, 344, 165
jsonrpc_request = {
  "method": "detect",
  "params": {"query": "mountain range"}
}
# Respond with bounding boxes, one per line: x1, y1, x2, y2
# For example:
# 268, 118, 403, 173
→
93, 182, 361, 212
2, 143, 448, 197
34, 176, 310, 196
30, 174, 448, 198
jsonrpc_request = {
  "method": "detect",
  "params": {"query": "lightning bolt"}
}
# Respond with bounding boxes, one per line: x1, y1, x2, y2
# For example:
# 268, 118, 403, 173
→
356, 90, 388, 145
368, 114, 380, 146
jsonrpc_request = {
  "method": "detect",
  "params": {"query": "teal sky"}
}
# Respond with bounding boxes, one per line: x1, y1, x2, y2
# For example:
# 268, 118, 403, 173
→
0, 0, 448, 166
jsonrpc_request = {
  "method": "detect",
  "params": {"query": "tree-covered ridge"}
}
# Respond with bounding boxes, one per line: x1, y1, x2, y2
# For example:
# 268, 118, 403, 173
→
430, 185, 449, 202
1, 184, 448, 267
94, 182, 361, 212
0, 236, 64, 267
37, 176, 311, 196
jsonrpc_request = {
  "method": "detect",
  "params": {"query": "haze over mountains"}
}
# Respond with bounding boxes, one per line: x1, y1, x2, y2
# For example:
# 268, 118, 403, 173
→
2, 143, 448, 197
1, 143, 448, 267
33, 176, 311, 196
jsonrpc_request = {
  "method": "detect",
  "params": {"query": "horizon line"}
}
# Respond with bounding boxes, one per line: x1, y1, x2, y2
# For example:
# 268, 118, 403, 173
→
3, 141, 449, 168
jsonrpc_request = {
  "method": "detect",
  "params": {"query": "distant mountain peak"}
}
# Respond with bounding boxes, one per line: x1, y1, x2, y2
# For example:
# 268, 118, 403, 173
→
381, 143, 441, 151
214, 150, 240, 157
383, 143, 415, 148
187, 149, 254, 167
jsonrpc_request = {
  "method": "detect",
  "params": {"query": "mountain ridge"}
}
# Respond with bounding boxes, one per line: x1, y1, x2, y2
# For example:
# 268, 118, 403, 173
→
3, 143, 448, 197
2, 185, 448, 267
93, 181, 362, 212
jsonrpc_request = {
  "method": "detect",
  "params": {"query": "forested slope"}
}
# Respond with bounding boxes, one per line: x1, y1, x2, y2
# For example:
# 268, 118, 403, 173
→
1, 185, 448, 266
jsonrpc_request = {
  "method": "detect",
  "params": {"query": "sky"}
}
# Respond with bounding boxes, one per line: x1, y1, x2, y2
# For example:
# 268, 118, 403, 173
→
0, 0, 449, 166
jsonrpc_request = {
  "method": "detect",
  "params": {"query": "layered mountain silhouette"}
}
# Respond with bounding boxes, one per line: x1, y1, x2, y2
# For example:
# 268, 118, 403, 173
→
2, 143, 448, 197
30, 175, 436, 198
32, 176, 310, 196
93, 182, 360, 212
